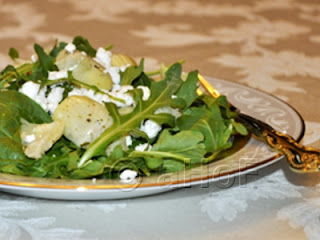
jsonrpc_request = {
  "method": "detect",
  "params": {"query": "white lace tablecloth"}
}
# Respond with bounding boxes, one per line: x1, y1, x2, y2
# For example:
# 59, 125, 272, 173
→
1, 0, 320, 239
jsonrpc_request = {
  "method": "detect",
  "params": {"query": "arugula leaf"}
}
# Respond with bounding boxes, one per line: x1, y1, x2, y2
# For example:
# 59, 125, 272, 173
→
231, 119, 248, 135
0, 62, 35, 90
201, 94, 236, 119
34, 44, 56, 73
0, 157, 34, 176
0, 65, 17, 77
110, 145, 125, 160
31, 150, 78, 178
132, 72, 152, 88
120, 59, 144, 85
28, 44, 57, 81
176, 70, 199, 108
49, 40, 67, 57
164, 62, 182, 83
177, 97, 233, 156
144, 156, 163, 170
200, 94, 247, 135
69, 159, 105, 179
163, 160, 185, 172
130, 128, 150, 141
72, 36, 96, 57
130, 130, 206, 164
151, 130, 205, 164
0, 65, 18, 88
147, 113, 176, 128
22, 136, 84, 178
78, 63, 185, 167
178, 108, 215, 152
9, 48, 19, 60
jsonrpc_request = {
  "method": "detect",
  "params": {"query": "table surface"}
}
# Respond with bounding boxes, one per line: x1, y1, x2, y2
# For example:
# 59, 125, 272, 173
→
0, 0, 320, 239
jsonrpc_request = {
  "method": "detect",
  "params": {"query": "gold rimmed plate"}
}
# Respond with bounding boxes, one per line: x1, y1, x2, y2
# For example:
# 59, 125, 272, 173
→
0, 77, 305, 200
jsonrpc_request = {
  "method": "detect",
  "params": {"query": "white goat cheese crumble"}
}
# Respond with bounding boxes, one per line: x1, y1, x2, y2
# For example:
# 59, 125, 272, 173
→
46, 87, 64, 113
31, 54, 37, 63
48, 70, 68, 80
93, 47, 128, 86
135, 143, 151, 152
68, 85, 134, 108
65, 43, 76, 53
19, 82, 136, 115
140, 120, 162, 139
19, 82, 47, 110
120, 169, 138, 183
19, 81, 40, 100
94, 47, 112, 69
125, 136, 133, 147
138, 106, 180, 139
19, 82, 64, 114
111, 85, 133, 93
137, 86, 151, 101
105, 67, 121, 85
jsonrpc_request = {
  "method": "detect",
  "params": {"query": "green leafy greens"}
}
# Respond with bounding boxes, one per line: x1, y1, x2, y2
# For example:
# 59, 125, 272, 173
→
78, 63, 185, 167
0, 36, 248, 179
0, 91, 51, 174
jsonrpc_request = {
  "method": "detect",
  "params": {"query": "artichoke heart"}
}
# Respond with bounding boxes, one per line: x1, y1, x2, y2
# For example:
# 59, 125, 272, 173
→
52, 96, 113, 148
111, 54, 137, 67
20, 119, 65, 159
55, 50, 113, 90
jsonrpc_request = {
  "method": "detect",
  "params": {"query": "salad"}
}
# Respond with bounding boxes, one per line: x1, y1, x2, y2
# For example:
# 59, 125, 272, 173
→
0, 36, 247, 181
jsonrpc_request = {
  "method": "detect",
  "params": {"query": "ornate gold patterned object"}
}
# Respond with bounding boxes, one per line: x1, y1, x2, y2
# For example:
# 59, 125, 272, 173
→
198, 74, 320, 172
263, 128, 320, 172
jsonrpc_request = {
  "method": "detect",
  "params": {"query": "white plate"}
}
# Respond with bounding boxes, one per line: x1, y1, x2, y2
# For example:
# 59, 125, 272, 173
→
0, 77, 304, 200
